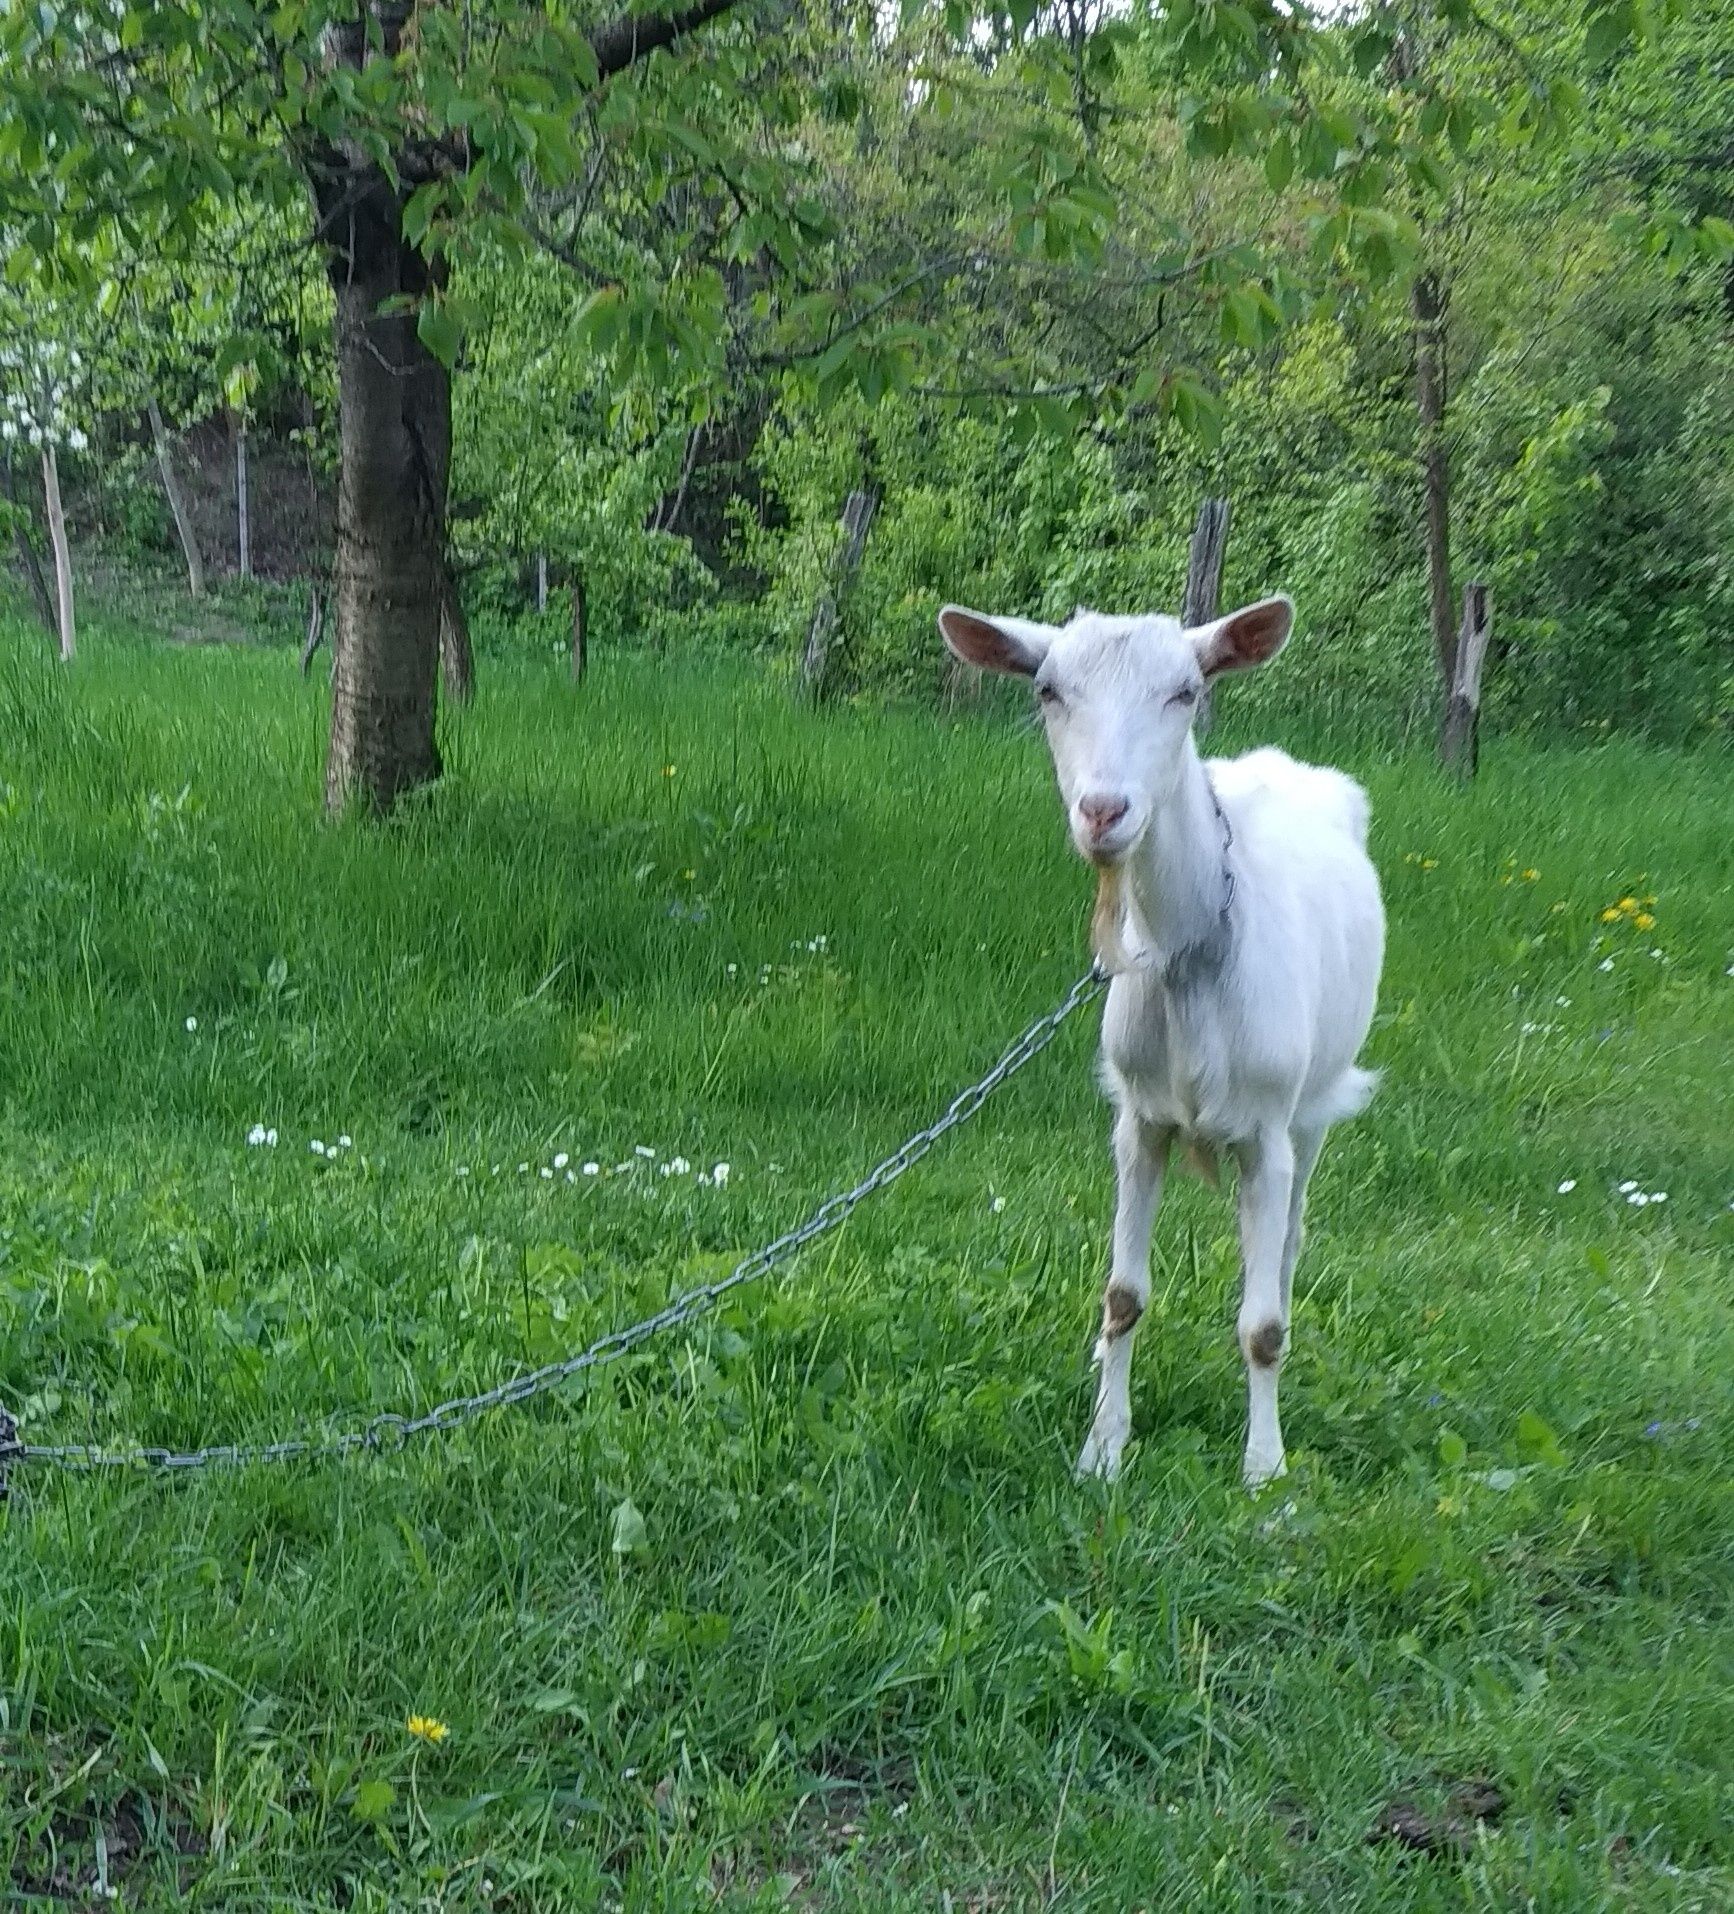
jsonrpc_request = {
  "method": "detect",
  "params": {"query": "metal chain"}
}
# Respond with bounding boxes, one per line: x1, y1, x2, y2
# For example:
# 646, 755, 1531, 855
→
0, 968, 1103, 1494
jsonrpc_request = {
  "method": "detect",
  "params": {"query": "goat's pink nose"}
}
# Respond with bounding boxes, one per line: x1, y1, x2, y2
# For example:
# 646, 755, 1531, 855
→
1079, 793, 1130, 836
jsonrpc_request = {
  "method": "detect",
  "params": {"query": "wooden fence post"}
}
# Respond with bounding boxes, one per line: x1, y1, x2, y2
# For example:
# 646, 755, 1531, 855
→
571, 566, 588, 683
1183, 495, 1230, 733
800, 486, 877, 699
235, 416, 251, 582
1439, 581, 1491, 776
300, 584, 326, 676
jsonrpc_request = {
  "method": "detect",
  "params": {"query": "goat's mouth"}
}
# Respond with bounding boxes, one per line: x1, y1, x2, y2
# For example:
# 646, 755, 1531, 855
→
1076, 820, 1141, 868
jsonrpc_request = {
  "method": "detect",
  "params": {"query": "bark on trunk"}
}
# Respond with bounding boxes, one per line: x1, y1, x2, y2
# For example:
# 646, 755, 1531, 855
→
1182, 495, 1231, 735
534, 549, 548, 614
41, 443, 75, 661
1413, 269, 1456, 689
2, 447, 56, 636
148, 398, 205, 598
1440, 581, 1491, 776
235, 415, 252, 582
801, 487, 877, 699
570, 566, 588, 683
319, 163, 447, 814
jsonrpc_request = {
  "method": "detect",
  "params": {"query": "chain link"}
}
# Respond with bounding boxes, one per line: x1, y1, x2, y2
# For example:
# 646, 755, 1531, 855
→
0, 969, 1103, 1495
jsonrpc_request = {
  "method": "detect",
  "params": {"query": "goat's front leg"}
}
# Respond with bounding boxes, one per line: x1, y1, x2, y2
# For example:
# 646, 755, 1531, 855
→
1234, 1126, 1296, 1488
1076, 1109, 1169, 1481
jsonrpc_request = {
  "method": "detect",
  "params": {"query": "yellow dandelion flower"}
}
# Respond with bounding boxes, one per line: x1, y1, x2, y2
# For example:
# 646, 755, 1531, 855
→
1599, 908, 1621, 923
1642, 894, 1657, 906
407, 1715, 449, 1745
1617, 896, 1638, 914
661, 764, 678, 779
1521, 869, 1540, 882
1634, 912, 1655, 930
1420, 858, 1438, 871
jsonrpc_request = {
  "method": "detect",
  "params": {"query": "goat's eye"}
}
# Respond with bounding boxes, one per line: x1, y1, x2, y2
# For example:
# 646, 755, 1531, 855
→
1167, 685, 1197, 707
1037, 682, 1062, 707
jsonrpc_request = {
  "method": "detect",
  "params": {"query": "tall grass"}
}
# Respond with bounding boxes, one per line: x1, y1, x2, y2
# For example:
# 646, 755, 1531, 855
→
1, 608, 1729, 1909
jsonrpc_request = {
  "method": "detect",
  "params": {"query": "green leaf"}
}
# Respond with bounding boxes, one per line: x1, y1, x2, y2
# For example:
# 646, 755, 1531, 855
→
351, 1779, 396, 1823
402, 181, 443, 248
416, 297, 461, 369
611, 1497, 649, 1557
1264, 136, 1294, 193
1437, 1429, 1467, 1469
1583, 0, 1635, 67
1697, 216, 1734, 261
1516, 1410, 1567, 1468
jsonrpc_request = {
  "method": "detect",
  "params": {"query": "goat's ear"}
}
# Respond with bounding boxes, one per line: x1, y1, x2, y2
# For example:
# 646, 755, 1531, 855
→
1190, 595, 1294, 678
937, 605, 1055, 677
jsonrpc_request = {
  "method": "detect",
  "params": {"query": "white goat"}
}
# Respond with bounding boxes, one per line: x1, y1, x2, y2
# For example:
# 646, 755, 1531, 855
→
938, 595, 1384, 1486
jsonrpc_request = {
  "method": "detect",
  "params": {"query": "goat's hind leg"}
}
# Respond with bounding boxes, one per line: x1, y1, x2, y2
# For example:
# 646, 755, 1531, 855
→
1235, 1125, 1297, 1488
1077, 1109, 1170, 1481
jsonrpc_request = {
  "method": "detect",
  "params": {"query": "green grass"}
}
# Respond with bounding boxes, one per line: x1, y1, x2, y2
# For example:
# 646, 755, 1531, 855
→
1, 603, 1731, 1910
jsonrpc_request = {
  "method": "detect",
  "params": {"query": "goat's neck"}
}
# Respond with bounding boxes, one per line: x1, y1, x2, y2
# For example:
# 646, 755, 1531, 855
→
1124, 739, 1229, 967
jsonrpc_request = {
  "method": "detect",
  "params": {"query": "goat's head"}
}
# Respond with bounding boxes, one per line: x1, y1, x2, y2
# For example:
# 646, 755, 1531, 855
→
937, 596, 1293, 867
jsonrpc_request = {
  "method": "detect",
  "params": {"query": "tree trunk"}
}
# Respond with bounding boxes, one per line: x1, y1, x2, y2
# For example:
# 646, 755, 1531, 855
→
40, 443, 75, 661
439, 554, 475, 703
800, 486, 877, 699
235, 414, 251, 582
1439, 581, 1491, 776
571, 566, 588, 683
1413, 269, 1456, 689
148, 397, 204, 597
318, 162, 447, 814
535, 549, 548, 614
2, 446, 56, 636
1182, 495, 1231, 735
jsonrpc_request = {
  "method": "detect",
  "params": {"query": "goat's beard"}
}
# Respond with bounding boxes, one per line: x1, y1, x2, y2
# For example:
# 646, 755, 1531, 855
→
1090, 860, 1138, 975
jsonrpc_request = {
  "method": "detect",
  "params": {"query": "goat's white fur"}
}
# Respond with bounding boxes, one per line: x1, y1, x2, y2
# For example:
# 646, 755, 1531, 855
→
938, 595, 1385, 1486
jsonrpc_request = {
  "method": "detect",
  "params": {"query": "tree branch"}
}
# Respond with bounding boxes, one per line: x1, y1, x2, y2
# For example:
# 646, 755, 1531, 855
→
589, 0, 750, 81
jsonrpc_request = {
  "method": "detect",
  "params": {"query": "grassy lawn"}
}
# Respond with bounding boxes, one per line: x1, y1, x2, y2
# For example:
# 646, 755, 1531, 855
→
1, 607, 1730, 1909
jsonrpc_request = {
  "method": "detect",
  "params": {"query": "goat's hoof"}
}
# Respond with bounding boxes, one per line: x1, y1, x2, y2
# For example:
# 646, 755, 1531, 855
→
1242, 1447, 1287, 1491
1076, 1426, 1127, 1482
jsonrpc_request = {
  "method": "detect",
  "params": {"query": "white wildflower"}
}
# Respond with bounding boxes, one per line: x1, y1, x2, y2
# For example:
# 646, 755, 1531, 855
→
456, 1166, 469, 1177
553, 1152, 569, 1170
310, 1139, 326, 1155
1598, 958, 1615, 972
540, 1167, 553, 1179
338, 1134, 351, 1149
634, 1145, 655, 1159
246, 1123, 268, 1146
1651, 1191, 1668, 1203
711, 1161, 730, 1186
991, 1195, 1006, 1214
1557, 1179, 1577, 1194
184, 1015, 197, 1032
582, 1161, 600, 1176
1619, 1180, 1639, 1193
